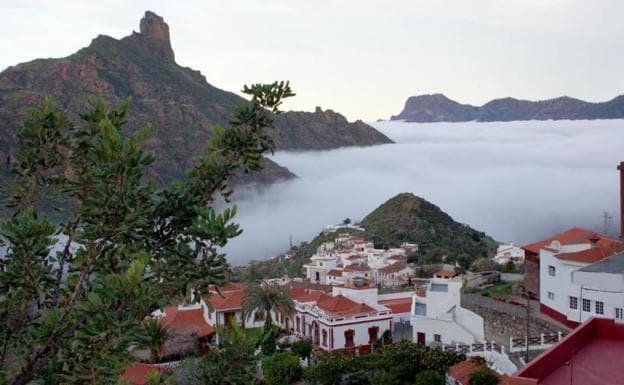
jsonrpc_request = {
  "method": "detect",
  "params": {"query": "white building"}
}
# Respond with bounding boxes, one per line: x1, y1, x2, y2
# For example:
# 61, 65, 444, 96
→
411, 278, 484, 346
538, 235, 624, 326
493, 242, 525, 265
280, 278, 396, 352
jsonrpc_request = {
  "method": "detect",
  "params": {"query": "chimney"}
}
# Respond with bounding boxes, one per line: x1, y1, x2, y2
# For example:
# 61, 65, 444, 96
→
589, 234, 600, 248
619, 162, 624, 239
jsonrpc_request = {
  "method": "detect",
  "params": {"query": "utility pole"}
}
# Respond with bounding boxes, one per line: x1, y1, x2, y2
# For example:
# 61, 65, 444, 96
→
289, 233, 293, 249
602, 211, 613, 235
525, 287, 531, 363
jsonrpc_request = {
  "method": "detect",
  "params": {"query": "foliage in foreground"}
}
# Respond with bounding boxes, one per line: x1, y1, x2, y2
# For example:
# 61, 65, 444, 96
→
262, 352, 302, 385
303, 340, 464, 385
0, 81, 294, 385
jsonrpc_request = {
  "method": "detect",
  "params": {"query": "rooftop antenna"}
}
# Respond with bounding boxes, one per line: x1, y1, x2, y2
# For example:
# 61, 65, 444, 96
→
289, 233, 293, 249
601, 211, 613, 235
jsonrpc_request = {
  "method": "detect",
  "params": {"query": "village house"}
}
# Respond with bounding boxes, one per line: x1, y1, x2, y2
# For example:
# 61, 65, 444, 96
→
411, 278, 485, 346
493, 242, 525, 265
530, 231, 624, 327
304, 233, 417, 288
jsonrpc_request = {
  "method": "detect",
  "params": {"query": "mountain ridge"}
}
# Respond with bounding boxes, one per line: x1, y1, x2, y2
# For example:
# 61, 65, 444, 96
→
391, 93, 624, 122
0, 11, 392, 186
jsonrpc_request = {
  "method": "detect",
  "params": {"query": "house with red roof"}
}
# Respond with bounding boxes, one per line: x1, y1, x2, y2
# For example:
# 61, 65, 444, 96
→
535, 232, 624, 327
285, 279, 394, 353
155, 305, 215, 357
201, 283, 267, 331
522, 227, 598, 298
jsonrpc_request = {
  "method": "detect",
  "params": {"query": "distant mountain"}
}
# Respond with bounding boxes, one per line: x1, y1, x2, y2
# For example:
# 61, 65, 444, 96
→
391, 93, 624, 122
0, 11, 391, 186
236, 192, 496, 280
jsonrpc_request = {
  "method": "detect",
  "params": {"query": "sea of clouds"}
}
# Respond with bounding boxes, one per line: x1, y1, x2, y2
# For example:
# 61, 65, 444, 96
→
223, 119, 624, 265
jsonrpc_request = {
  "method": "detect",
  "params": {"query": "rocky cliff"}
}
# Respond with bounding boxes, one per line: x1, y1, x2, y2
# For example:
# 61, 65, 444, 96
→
391, 94, 624, 122
0, 11, 391, 186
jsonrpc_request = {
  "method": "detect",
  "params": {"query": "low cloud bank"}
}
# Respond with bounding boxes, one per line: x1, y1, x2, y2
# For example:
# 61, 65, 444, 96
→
223, 119, 624, 265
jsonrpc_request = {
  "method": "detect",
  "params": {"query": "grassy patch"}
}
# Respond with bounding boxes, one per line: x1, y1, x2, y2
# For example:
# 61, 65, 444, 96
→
480, 281, 512, 298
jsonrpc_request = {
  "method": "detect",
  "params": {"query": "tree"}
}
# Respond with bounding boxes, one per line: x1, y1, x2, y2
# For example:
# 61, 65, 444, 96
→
468, 367, 499, 385
343, 218, 351, 225
242, 281, 295, 328
262, 352, 302, 385
414, 370, 444, 385
141, 317, 169, 363
199, 324, 260, 385
0, 81, 294, 385
291, 338, 313, 360
302, 352, 351, 385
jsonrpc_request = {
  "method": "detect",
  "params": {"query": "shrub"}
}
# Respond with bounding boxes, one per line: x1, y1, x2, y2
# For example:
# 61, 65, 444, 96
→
469, 367, 499, 385
263, 352, 302, 385
291, 338, 313, 360
414, 370, 444, 385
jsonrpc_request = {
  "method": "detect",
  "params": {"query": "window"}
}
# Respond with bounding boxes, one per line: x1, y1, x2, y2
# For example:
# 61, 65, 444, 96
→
368, 326, 379, 344
569, 296, 578, 310
296, 316, 300, 332
616, 308, 623, 320
434, 334, 442, 343
548, 265, 556, 277
315, 272, 320, 282
596, 301, 604, 315
582, 299, 591, 312
322, 330, 328, 347
344, 329, 355, 348
548, 291, 555, 301
254, 311, 265, 322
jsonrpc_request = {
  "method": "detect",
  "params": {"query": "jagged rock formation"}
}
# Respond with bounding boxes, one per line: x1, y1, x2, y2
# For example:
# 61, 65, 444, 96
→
391, 94, 624, 122
0, 11, 391, 187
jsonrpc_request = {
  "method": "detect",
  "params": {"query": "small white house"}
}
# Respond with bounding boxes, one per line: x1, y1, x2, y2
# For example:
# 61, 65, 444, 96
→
411, 278, 484, 346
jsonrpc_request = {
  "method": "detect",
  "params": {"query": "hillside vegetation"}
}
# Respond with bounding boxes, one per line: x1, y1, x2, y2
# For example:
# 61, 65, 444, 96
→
237, 193, 496, 280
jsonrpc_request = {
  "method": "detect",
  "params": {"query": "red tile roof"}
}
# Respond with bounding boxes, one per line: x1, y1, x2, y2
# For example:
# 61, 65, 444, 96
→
316, 294, 375, 316
343, 264, 371, 272
328, 269, 343, 277
346, 255, 363, 260
522, 227, 595, 255
434, 269, 456, 278
378, 263, 408, 274
448, 359, 496, 385
555, 239, 624, 263
205, 289, 245, 311
161, 307, 215, 337
285, 281, 332, 292
120, 364, 165, 385
388, 255, 407, 260
378, 298, 412, 313
290, 288, 327, 303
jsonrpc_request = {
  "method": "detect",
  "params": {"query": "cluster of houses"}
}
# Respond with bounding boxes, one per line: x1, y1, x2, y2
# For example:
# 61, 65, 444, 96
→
124, 162, 624, 385
304, 233, 418, 288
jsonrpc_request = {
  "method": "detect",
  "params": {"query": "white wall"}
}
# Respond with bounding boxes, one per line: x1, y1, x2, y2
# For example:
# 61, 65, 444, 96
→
412, 316, 480, 345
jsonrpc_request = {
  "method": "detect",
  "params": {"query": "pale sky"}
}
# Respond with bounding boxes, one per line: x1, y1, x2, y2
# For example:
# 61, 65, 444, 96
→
2, 0, 624, 121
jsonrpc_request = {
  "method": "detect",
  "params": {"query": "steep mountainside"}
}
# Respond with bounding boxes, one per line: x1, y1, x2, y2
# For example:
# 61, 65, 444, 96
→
270, 107, 392, 150
0, 11, 391, 185
391, 94, 624, 122
236, 192, 496, 280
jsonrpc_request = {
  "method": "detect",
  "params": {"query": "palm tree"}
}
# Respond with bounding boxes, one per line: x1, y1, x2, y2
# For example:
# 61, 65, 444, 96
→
142, 317, 169, 363
242, 282, 295, 327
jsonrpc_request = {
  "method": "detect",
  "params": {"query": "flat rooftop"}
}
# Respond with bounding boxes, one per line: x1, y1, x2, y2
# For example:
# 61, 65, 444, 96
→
541, 338, 624, 385
510, 318, 624, 385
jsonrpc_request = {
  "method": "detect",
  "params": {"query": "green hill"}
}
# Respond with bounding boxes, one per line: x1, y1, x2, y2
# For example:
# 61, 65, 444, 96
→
360, 193, 496, 265
236, 193, 497, 280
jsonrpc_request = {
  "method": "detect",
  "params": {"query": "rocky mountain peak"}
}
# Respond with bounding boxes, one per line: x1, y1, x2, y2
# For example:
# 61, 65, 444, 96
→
129, 11, 175, 62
